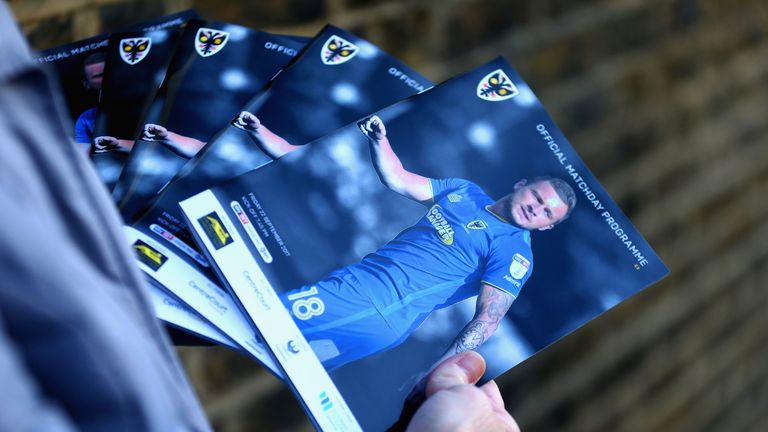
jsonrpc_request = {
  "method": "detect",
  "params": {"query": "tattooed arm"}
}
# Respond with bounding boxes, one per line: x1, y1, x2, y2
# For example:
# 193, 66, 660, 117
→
399, 284, 514, 409
435, 283, 515, 367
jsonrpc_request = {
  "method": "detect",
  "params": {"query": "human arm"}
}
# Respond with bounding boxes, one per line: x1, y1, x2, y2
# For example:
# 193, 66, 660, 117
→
231, 111, 299, 159
92, 135, 134, 153
402, 283, 515, 405
358, 115, 433, 202
435, 283, 515, 367
142, 124, 205, 158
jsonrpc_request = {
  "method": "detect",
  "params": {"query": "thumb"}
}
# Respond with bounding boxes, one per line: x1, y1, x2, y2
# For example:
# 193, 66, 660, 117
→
425, 351, 486, 397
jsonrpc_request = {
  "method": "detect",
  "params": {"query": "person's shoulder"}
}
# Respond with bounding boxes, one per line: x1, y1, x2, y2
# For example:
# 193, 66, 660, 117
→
443, 177, 484, 193
431, 177, 468, 198
453, 179, 492, 203
493, 223, 532, 251
76, 107, 98, 123
432, 178, 491, 206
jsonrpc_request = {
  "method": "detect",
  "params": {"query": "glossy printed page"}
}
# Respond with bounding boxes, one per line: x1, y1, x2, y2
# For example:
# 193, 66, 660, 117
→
112, 21, 307, 217
181, 57, 668, 430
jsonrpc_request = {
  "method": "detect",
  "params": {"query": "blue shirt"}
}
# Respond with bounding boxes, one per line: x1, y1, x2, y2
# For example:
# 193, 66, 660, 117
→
74, 106, 97, 143
346, 178, 533, 327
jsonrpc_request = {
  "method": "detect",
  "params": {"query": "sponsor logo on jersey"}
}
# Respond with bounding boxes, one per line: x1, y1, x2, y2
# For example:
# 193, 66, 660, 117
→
467, 220, 487, 230
132, 239, 167, 271
427, 205, 455, 245
447, 193, 462, 203
320, 35, 358, 65
119, 38, 151, 65
477, 69, 519, 101
509, 253, 530, 279
198, 212, 234, 249
195, 28, 229, 57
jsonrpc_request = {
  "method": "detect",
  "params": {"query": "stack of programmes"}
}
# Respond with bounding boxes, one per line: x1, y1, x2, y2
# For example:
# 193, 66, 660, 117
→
39, 10, 668, 431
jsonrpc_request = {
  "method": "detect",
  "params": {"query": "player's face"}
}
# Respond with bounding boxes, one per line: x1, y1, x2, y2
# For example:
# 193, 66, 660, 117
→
83, 61, 105, 90
508, 180, 569, 230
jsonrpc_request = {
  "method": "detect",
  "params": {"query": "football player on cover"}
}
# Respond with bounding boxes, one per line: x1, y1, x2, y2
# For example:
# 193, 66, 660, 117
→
234, 112, 577, 371
74, 52, 105, 153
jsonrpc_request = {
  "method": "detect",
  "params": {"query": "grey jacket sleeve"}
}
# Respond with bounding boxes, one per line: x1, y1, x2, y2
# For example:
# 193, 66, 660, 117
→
0, 3, 211, 431
0, 311, 78, 432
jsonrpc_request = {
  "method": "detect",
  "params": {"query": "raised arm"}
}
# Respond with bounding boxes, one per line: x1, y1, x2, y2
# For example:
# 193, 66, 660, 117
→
232, 111, 299, 159
358, 115, 433, 202
142, 124, 204, 158
92, 136, 134, 153
437, 283, 514, 366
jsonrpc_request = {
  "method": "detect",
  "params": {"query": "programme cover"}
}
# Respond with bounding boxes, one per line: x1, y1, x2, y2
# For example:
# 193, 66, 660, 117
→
89, 27, 184, 188
32, 10, 224, 343
147, 281, 239, 349
112, 20, 307, 219
35, 10, 198, 153
37, 33, 109, 151
163, 24, 431, 198
181, 58, 669, 430
123, 24, 431, 220
123, 224, 282, 375
121, 24, 431, 375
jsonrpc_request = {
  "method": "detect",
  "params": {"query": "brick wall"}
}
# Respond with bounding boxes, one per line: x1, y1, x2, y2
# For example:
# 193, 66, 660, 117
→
11, 0, 768, 430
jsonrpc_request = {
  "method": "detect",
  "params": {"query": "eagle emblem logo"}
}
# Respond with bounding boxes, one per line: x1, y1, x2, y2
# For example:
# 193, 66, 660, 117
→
477, 69, 519, 101
320, 35, 358, 65
195, 28, 230, 57
467, 220, 487, 230
119, 38, 151, 65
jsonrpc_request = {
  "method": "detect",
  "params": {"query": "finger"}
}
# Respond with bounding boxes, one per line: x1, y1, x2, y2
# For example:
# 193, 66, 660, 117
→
480, 380, 505, 411
370, 115, 383, 132
495, 410, 520, 432
251, 115, 260, 128
454, 351, 486, 384
425, 351, 486, 397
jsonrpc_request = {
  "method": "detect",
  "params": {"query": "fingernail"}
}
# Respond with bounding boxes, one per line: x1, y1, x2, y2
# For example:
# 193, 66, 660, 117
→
455, 351, 486, 381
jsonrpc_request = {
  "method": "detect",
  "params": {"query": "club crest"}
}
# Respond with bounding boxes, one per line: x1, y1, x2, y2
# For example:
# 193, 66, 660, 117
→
119, 38, 151, 65
195, 28, 230, 57
467, 220, 487, 230
321, 35, 358, 65
477, 69, 519, 101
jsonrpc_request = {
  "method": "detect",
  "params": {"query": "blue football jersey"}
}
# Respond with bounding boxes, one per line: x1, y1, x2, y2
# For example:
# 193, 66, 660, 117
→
345, 178, 533, 331
281, 178, 534, 369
